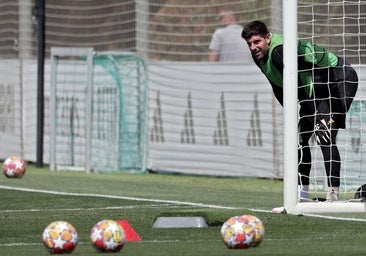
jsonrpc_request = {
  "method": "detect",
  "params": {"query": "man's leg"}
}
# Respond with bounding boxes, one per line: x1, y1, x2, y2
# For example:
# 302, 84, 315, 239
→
298, 119, 313, 201
298, 144, 311, 200
319, 130, 340, 201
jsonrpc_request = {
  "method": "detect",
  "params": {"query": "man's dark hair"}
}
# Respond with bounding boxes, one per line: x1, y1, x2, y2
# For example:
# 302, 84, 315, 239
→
241, 20, 269, 40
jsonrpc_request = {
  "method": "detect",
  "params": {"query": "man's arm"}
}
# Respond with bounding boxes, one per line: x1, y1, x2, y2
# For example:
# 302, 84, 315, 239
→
270, 45, 284, 105
271, 46, 284, 71
208, 49, 219, 62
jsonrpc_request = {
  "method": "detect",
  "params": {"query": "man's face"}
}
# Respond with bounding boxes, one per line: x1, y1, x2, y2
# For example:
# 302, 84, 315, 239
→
219, 11, 231, 25
245, 34, 271, 60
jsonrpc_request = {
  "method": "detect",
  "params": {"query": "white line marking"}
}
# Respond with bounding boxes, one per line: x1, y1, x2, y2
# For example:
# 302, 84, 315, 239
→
0, 204, 183, 213
0, 236, 336, 248
299, 213, 366, 222
250, 208, 366, 222
0, 243, 41, 247
0, 185, 238, 210
2, 185, 366, 222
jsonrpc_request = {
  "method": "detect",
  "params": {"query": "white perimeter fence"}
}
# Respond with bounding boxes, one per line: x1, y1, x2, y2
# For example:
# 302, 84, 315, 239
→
0, 59, 365, 181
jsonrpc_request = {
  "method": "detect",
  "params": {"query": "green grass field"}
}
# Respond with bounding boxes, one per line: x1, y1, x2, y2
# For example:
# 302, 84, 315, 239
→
1, 165, 366, 255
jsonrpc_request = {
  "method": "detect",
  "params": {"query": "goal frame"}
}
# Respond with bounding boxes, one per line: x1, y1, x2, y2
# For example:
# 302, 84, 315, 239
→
49, 47, 148, 174
282, 0, 366, 214
49, 47, 94, 173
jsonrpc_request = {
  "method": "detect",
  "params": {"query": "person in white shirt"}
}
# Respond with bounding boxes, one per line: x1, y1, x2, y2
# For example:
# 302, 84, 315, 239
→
209, 9, 252, 63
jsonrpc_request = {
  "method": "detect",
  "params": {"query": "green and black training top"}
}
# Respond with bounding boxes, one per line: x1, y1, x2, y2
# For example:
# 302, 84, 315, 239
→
253, 33, 342, 106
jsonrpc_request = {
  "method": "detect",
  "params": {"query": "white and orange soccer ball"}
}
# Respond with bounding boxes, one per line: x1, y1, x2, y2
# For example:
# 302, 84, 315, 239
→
2, 156, 26, 178
221, 214, 264, 249
90, 219, 126, 252
42, 221, 78, 254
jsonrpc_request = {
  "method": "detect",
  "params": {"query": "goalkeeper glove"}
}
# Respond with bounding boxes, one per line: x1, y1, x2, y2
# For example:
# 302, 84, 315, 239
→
314, 119, 332, 145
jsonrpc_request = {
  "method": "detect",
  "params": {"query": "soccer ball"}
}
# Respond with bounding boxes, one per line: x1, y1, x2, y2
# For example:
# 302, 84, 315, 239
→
221, 214, 265, 249
90, 219, 126, 252
3, 156, 26, 178
42, 221, 78, 254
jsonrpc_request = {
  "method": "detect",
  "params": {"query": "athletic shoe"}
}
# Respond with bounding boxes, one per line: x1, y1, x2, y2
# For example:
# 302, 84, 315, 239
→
271, 206, 286, 214
326, 189, 339, 201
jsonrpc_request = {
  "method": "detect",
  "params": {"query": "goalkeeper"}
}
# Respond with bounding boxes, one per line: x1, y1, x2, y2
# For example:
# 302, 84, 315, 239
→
241, 20, 358, 201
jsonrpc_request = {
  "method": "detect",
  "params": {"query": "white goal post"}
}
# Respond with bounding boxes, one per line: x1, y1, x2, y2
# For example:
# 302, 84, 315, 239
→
283, 0, 366, 214
282, 0, 299, 213
49, 47, 94, 173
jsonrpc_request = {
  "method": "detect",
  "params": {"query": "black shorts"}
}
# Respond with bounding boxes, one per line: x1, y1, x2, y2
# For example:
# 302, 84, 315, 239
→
299, 62, 358, 130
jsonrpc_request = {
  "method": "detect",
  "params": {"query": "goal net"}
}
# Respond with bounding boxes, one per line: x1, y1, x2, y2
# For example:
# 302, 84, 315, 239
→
1, 0, 366, 213
50, 48, 148, 173
282, 0, 366, 213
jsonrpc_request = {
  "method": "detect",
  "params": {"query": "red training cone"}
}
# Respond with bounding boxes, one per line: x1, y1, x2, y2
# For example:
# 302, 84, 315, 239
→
116, 220, 142, 241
